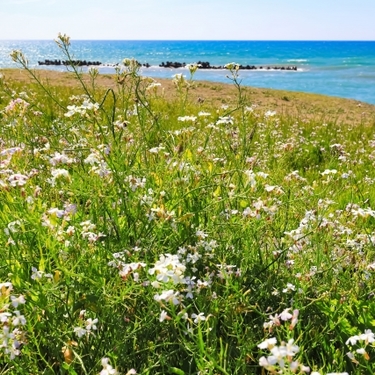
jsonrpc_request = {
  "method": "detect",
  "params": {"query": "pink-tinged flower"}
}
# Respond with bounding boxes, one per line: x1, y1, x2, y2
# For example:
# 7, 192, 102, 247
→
279, 308, 292, 321
7, 173, 28, 187
263, 314, 280, 330
4, 97, 29, 113
290, 309, 299, 329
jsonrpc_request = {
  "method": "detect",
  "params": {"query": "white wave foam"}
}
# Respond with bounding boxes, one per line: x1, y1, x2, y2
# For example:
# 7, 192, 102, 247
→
287, 59, 308, 62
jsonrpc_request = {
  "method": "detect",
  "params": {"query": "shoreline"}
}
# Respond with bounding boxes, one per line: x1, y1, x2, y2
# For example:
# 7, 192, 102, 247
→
1, 68, 375, 125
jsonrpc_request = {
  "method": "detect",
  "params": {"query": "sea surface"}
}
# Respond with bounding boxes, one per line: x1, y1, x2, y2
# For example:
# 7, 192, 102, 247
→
0, 40, 374, 104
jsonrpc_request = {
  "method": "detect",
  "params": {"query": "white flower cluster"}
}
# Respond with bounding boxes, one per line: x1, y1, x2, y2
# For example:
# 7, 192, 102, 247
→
0, 282, 26, 360
258, 337, 309, 373
263, 308, 299, 331
148, 145, 165, 154
31, 267, 53, 280
150, 245, 210, 306
243, 198, 279, 220
73, 310, 98, 339
84, 149, 112, 178
99, 357, 136, 375
65, 99, 99, 117
154, 289, 181, 305
169, 126, 196, 136
49, 151, 75, 166
178, 116, 197, 122
243, 169, 269, 190
146, 206, 176, 224
121, 58, 140, 74
185, 63, 200, 75
108, 251, 146, 281
80, 220, 106, 243
148, 253, 186, 287
172, 73, 186, 87
125, 175, 146, 192
224, 62, 239, 71
7, 172, 29, 187
347, 203, 375, 219
46, 167, 71, 186
4, 219, 23, 237
216, 116, 234, 126
264, 110, 277, 118
284, 210, 317, 247
140, 188, 155, 206
3, 98, 29, 115
41, 203, 77, 230
346, 329, 375, 363
0, 147, 23, 170
284, 170, 307, 183
146, 81, 162, 92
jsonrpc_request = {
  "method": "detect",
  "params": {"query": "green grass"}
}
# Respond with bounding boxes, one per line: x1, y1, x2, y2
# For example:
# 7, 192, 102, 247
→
1, 35, 375, 375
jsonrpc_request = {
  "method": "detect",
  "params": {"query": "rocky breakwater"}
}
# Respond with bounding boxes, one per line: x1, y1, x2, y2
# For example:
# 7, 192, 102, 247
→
158, 61, 298, 71
37, 59, 298, 71
38, 59, 102, 66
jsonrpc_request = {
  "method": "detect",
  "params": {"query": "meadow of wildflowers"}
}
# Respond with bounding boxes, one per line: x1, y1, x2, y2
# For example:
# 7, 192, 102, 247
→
0, 33, 375, 374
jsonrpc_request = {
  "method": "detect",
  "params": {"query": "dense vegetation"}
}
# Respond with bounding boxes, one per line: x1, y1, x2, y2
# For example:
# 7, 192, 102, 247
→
1, 34, 375, 375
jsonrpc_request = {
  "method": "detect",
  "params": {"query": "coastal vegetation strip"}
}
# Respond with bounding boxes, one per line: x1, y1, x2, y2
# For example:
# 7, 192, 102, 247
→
1, 45, 375, 374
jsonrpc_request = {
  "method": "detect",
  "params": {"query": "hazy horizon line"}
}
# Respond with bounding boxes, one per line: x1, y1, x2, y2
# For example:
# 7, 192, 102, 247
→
1, 38, 375, 43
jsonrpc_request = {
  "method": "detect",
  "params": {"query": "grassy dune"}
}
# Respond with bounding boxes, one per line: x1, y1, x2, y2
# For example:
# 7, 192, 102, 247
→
1, 44, 375, 375
3, 68, 375, 125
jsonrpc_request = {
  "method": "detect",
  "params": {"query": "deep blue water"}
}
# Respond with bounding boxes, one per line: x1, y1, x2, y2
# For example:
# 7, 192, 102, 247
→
0, 40, 374, 104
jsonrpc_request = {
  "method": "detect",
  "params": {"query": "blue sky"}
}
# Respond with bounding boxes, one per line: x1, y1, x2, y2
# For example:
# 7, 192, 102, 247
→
1, 0, 374, 40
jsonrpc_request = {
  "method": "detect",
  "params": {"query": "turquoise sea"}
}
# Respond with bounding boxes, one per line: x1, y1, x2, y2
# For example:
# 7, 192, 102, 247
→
0, 40, 374, 104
